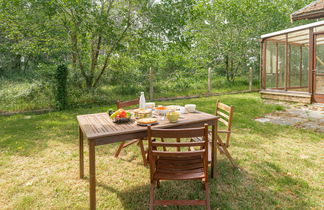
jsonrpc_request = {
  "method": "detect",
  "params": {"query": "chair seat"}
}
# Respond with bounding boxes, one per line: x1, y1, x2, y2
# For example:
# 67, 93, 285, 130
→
154, 156, 205, 180
192, 135, 212, 162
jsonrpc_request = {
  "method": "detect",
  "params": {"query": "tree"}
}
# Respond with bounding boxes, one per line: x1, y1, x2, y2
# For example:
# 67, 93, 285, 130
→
188, 0, 313, 82
53, 0, 147, 88
0, 0, 68, 75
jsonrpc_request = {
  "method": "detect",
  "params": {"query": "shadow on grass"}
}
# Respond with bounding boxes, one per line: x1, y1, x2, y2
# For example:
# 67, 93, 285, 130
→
91, 159, 313, 209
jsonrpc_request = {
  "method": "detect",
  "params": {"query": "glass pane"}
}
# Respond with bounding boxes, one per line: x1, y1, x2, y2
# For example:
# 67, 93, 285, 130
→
278, 43, 285, 88
265, 41, 276, 89
265, 40, 286, 89
288, 45, 307, 92
301, 46, 309, 88
315, 35, 324, 74
288, 29, 309, 46
315, 34, 324, 94
314, 25, 324, 32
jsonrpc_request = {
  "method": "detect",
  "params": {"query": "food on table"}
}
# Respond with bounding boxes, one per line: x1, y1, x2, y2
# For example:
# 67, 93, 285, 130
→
136, 118, 158, 125
167, 105, 178, 111
110, 109, 132, 120
166, 111, 180, 123
155, 106, 167, 110
155, 106, 169, 115
134, 108, 152, 119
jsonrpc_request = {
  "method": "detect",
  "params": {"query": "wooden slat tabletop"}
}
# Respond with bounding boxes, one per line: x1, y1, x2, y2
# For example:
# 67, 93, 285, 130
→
77, 111, 217, 140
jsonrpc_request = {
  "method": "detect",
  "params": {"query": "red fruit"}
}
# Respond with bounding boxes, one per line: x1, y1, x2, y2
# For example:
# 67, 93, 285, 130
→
119, 111, 126, 118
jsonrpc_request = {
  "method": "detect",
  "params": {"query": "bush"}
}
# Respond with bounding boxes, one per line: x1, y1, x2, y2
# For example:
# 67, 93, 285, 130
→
54, 64, 68, 110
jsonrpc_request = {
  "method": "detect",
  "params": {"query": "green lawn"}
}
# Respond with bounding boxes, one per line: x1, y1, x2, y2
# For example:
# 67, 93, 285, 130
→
0, 93, 323, 209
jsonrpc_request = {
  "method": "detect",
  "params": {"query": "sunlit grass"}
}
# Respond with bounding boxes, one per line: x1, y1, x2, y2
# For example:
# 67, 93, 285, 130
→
0, 93, 323, 209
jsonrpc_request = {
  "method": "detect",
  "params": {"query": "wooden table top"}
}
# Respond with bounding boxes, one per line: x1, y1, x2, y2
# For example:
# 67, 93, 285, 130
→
77, 111, 218, 140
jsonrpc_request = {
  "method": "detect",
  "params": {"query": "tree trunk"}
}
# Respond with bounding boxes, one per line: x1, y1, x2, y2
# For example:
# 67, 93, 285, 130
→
208, 67, 212, 93
225, 55, 230, 82
249, 67, 253, 91
13, 54, 21, 72
149, 67, 154, 100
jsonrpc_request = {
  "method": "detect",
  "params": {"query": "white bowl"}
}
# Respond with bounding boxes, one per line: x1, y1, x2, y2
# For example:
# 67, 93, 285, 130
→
185, 104, 196, 113
145, 102, 155, 109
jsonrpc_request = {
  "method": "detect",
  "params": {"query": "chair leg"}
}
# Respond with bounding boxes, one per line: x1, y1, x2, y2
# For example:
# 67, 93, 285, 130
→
217, 144, 236, 168
204, 183, 211, 210
138, 139, 147, 166
149, 182, 155, 210
114, 141, 125, 157
157, 180, 160, 189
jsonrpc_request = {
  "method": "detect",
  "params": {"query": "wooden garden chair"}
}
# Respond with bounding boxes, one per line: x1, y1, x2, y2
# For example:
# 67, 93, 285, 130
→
114, 98, 147, 166
192, 100, 236, 167
147, 125, 211, 210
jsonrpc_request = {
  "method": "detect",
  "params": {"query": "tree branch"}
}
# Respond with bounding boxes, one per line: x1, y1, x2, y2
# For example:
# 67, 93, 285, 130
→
92, 1, 132, 87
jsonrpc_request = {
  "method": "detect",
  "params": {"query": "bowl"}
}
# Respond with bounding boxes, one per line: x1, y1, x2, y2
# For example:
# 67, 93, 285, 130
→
185, 104, 196, 113
145, 102, 155, 109
113, 117, 131, 124
166, 111, 180, 123
155, 106, 169, 115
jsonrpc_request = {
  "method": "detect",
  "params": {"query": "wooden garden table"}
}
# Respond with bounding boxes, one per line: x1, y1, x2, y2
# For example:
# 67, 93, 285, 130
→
77, 111, 219, 210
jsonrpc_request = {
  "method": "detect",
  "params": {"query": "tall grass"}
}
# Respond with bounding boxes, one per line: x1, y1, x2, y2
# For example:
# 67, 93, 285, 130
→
0, 74, 259, 113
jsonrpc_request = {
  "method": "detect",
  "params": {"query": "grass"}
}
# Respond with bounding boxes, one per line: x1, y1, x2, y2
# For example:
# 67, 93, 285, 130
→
0, 75, 258, 112
0, 93, 323, 209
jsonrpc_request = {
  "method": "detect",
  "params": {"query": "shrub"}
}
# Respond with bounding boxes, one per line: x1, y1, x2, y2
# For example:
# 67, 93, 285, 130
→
54, 64, 68, 110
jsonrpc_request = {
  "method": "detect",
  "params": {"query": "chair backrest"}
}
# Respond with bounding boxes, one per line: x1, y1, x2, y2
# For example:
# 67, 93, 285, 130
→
215, 100, 234, 147
116, 98, 139, 109
147, 124, 209, 182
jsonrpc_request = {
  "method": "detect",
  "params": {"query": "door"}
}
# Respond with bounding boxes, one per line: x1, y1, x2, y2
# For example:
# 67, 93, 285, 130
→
313, 33, 324, 103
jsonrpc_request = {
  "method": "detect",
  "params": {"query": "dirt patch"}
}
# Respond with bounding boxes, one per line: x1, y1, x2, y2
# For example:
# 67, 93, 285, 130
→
256, 101, 324, 133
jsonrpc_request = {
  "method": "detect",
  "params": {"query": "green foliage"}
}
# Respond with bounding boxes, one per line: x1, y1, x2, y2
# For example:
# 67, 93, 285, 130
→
0, 0, 318, 112
54, 64, 68, 110
188, 0, 313, 81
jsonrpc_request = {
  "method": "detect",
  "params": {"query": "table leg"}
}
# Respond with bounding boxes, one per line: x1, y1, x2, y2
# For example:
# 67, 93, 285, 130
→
79, 126, 84, 179
89, 140, 96, 210
211, 122, 218, 178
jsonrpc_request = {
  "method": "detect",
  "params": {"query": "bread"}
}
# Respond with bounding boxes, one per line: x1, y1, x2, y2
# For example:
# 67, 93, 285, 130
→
136, 118, 157, 125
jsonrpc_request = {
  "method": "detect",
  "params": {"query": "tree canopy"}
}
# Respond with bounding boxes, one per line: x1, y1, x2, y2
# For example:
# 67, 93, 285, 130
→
0, 0, 314, 88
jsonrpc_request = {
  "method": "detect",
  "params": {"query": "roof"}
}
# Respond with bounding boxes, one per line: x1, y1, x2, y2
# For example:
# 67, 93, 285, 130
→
261, 20, 324, 39
291, 0, 324, 21
261, 20, 324, 46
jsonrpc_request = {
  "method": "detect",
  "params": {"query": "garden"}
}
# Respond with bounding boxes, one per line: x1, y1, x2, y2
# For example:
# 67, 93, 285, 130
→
0, 0, 323, 209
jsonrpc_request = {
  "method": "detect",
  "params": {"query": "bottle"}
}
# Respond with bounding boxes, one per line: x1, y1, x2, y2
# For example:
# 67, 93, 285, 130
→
139, 92, 146, 109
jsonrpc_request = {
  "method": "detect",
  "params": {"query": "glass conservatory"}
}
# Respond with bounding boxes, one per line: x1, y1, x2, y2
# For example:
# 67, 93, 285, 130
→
260, 20, 324, 103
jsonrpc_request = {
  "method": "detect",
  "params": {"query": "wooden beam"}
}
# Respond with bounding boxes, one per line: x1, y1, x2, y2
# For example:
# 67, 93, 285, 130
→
260, 41, 263, 90
262, 41, 267, 89
300, 46, 303, 87
276, 43, 279, 88
292, 11, 324, 22
288, 44, 291, 88
309, 28, 314, 94
285, 34, 289, 91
